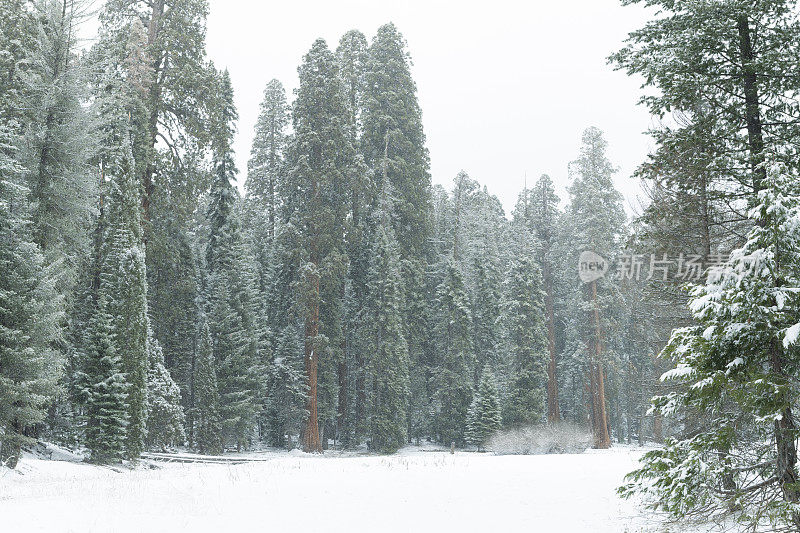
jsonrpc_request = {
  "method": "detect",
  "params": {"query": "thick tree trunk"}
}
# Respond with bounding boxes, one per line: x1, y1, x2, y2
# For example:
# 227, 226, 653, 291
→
302, 271, 322, 453
593, 362, 611, 448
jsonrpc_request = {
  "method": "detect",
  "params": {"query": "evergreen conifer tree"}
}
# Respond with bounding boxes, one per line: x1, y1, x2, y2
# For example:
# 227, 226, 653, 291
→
502, 247, 548, 427
432, 260, 474, 445
246, 79, 288, 245
621, 165, 800, 530
84, 296, 128, 464
194, 317, 223, 455
366, 206, 409, 453
23, 0, 95, 284
362, 24, 431, 444
263, 325, 308, 448
145, 335, 186, 450
362, 23, 430, 261
205, 70, 261, 450
336, 28, 369, 448
466, 366, 502, 450
515, 174, 561, 422
0, 127, 63, 468
98, 113, 150, 460
282, 39, 354, 452
557, 127, 626, 447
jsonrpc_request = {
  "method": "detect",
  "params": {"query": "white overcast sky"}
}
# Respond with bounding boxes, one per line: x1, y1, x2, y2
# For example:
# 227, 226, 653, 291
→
91, 0, 660, 215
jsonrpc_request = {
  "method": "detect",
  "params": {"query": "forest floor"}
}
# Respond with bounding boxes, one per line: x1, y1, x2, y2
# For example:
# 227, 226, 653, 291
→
1, 444, 712, 532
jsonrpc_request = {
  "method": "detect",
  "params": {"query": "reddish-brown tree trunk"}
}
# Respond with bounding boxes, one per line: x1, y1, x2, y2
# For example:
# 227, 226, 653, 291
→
302, 268, 322, 453
590, 280, 611, 449
302, 163, 323, 453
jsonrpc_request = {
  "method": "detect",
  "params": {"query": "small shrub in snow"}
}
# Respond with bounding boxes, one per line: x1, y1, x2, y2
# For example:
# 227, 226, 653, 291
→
487, 423, 591, 455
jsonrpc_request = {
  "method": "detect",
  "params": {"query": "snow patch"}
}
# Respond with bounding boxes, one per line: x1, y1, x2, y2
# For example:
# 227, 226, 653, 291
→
784, 322, 800, 348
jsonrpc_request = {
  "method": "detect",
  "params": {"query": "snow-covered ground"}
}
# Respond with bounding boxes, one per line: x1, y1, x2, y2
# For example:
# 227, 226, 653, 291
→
1, 445, 698, 533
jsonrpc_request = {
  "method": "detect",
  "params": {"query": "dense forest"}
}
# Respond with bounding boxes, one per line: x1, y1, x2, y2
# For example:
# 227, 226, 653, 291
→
4, 0, 800, 530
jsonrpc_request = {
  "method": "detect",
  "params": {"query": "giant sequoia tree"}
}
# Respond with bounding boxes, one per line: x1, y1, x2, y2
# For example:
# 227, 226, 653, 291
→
361, 24, 431, 440
559, 128, 626, 448
283, 39, 354, 453
99, 0, 217, 219
335, 28, 369, 448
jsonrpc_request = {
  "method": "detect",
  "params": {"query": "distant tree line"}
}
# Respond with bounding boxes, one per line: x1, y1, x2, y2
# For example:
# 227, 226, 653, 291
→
1, 0, 668, 468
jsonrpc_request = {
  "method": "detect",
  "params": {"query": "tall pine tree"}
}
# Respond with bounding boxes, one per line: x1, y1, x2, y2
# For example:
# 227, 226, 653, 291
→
502, 244, 548, 427
205, 70, 261, 451
432, 260, 474, 445
365, 201, 409, 453
193, 315, 222, 454
83, 295, 128, 464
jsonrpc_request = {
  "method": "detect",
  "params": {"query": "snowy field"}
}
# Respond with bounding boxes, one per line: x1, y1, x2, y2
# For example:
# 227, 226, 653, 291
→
1, 446, 703, 533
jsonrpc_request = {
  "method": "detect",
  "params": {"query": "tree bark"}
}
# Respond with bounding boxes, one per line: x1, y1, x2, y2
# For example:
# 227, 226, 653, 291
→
738, 16, 800, 526
768, 342, 800, 527
736, 15, 767, 195
143, 0, 165, 224
302, 159, 323, 453
590, 279, 611, 448
302, 268, 322, 453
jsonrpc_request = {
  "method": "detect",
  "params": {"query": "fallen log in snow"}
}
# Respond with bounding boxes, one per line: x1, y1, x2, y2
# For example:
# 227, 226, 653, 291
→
140, 452, 273, 465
